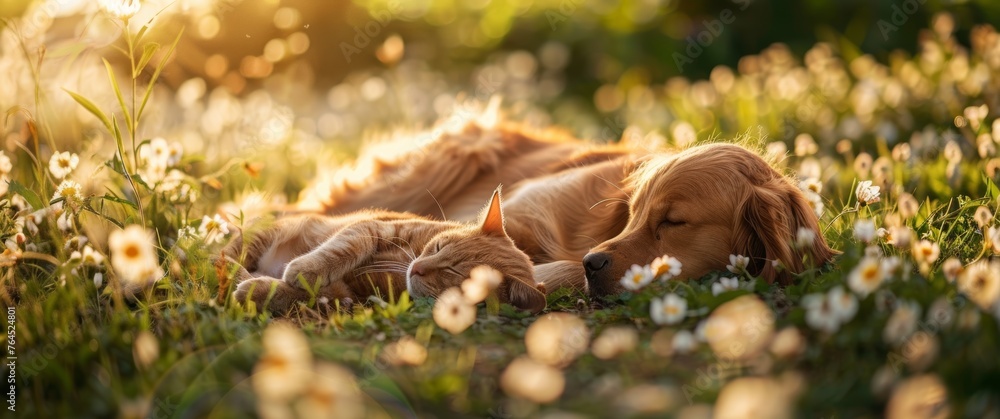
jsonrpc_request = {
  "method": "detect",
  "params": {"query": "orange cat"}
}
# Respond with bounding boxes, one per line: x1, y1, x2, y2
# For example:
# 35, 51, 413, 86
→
225, 188, 546, 313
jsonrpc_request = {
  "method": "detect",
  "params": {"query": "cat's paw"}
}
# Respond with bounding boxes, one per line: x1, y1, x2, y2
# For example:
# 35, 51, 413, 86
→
233, 277, 279, 308
281, 257, 329, 288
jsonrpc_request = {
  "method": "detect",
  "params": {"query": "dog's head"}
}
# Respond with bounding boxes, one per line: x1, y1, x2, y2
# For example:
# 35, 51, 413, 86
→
583, 143, 836, 296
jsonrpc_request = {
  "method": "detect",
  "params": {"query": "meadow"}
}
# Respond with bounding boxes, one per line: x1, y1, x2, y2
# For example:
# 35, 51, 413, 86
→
3, 1, 1000, 418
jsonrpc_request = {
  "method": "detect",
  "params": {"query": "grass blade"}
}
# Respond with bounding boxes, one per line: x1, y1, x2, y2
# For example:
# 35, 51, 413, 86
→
103, 58, 134, 135
137, 27, 184, 121
64, 90, 112, 132
135, 42, 160, 76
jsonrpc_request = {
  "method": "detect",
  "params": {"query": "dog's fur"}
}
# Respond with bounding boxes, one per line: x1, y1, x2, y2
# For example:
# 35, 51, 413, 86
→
289, 116, 835, 297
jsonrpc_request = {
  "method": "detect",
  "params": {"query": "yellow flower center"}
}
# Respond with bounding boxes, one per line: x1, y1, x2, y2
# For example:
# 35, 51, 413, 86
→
59, 158, 70, 168
862, 265, 880, 282
632, 274, 643, 284
124, 244, 140, 259
664, 305, 679, 315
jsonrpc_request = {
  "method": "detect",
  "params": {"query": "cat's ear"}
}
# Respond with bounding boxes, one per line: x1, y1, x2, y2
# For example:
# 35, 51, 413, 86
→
481, 187, 506, 237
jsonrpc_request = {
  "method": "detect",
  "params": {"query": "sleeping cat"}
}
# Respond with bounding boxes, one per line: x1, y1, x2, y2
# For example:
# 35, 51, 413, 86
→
224, 188, 546, 313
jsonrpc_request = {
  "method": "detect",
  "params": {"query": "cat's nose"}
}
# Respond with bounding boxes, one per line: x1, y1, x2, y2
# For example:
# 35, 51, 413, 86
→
410, 262, 426, 277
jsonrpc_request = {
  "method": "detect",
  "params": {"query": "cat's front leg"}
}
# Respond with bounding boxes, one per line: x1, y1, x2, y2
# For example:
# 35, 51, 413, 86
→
281, 220, 384, 288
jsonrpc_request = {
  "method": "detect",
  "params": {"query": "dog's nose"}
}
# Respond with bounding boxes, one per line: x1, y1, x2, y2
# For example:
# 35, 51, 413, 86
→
583, 252, 610, 274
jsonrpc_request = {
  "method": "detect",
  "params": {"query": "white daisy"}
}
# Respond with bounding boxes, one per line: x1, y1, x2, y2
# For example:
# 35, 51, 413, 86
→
253, 323, 313, 402
461, 265, 502, 303
795, 227, 816, 249
499, 356, 565, 404
591, 326, 639, 360
109, 225, 163, 286
987, 226, 1000, 254
911, 240, 941, 265
855, 180, 881, 207
198, 214, 230, 245
974, 206, 994, 228
56, 210, 74, 232
48, 151, 79, 179
853, 219, 877, 243
620, 264, 654, 291
650, 293, 687, 325
848, 257, 885, 297
941, 257, 964, 283
897, 193, 919, 219
650, 255, 682, 280
799, 178, 822, 194
957, 260, 1000, 311
803, 293, 840, 333
81, 245, 105, 267
726, 254, 750, 274
884, 300, 920, 345
100, 0, 141, 19
432, 287, 477, 334
711, 277, 740, 296
671, 330, 697, 354
0, 151, 11, 175
828, 286, 858, 323
53, 180, 84, 207
887, 226, 912, 249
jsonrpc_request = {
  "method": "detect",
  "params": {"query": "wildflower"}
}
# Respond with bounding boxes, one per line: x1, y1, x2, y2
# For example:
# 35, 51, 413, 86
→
295, 362, 365, 419
828, 286, 858, 323
987, 226, 1000, 254
671, 330, 697, 354
714, 377, 796, 419
884, 300, 921, 345
864, 245, 882, 258
803, 293, 839, 333
56, 210, 74, 232
461, 265, 502, 303
48, 151, 79, 179
432, 287, 476, 334
591, 326, 639, 360
926, 297, 954, 329
615, 384, 680, 415
93, 272, 104, 288
974, 206, 993, 228
911, 240, 941, 265
854, 218, 877, 242
794, 133, 818, 156
80, 245, 105, 267
887, 226, 913, 249
380, 336, 427, 366
132, 331, 159, 368
881, 256, 903, 276
769, 327, 805, 359
198, 214, 230, 245
252, 323, 312, 402
891, 143, 911, 162
799, 178, 822, 194
726, 254, 750, 274
100, 0, 141, 20
798, 158, 821, 180
0, 152, 11, 176
957, 260, 1000, 311
805, 192, 825, 217
620, 264, 654, 291
525, 313, 590, 368
897, 193, 919, 219
796, 227, 816, 248
855, 180, 881, 206
703, 295, 774, 361
166, 142, 183, 166
500, 356, 565, 404
650, 255, 682, 280
712, 276, 740, 296
902, 331, 939, 371
941, 257, 963, 282
848, 257, 885, 297
854, 152, 874, 178
109, 225, 163, 288
650, 294, 687, 325
53, 180, 84, 207
886, 375, 950, 419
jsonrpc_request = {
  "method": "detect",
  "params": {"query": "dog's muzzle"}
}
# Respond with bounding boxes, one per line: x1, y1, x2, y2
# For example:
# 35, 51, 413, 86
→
583, 252, 613, 293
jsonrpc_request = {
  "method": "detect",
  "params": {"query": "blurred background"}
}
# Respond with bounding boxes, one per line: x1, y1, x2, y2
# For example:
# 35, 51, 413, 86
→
2, 0, 1000, 199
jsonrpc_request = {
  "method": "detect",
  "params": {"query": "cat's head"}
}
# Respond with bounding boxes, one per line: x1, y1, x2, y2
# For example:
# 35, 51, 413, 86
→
406, 187, 545, 313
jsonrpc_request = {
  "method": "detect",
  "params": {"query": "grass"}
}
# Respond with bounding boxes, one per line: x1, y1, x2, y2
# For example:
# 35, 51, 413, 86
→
4, 7, 1000, 419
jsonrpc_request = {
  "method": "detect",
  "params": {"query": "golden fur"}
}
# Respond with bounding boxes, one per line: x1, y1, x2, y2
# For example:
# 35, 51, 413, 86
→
289, 114, 835, 298
225, 189, 546, 313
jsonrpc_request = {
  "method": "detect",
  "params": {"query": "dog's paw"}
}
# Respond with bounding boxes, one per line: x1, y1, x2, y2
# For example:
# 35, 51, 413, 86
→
281, 257, 329, 288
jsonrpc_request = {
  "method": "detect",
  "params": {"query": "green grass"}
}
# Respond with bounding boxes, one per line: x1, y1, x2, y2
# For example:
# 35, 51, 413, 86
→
4, 8, 1000, 419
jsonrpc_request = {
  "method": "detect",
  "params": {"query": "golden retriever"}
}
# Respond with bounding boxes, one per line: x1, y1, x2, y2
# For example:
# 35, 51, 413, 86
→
291, 114, 836, 298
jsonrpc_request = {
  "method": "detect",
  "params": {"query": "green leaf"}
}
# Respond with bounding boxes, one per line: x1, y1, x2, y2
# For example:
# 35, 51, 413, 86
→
7, 180, 45, 210
138, 27, 184, 121
97, 193, 139, 210
135, 42, 160, 77
64, 90, 112, 132
103, 58, 134, 135
81, 205, 125, 229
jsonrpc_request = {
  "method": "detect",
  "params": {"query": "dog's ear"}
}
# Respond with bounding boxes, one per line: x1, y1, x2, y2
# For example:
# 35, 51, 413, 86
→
499, 275, 546, 314
480, 187, 507, 237
735, 180, 836, 284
